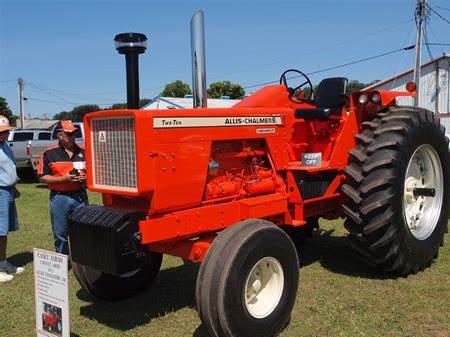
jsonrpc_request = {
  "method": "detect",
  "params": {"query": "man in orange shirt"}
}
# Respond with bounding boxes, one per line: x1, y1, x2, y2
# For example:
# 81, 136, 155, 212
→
38, 121, 87, 255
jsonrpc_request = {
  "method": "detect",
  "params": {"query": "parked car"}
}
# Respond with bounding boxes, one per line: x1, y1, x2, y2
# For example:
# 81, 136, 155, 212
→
28, 121, 85, 171
7, 129, 52, 169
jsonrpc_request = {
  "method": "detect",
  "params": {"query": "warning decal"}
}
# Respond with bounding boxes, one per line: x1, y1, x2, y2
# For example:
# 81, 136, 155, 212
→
153, 116, 283, 129
98, 131, 106, 143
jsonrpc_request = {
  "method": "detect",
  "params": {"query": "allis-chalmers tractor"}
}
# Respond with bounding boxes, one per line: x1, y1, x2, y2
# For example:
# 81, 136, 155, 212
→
68, 12, 449, 337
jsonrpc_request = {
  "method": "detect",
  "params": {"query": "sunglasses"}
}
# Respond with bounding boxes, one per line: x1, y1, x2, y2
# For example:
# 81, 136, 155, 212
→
0, 130, 10, 135
58, 131, 76, 136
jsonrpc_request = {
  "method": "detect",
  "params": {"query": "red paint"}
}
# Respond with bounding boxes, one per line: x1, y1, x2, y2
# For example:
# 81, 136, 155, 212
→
83, 84, 415, 261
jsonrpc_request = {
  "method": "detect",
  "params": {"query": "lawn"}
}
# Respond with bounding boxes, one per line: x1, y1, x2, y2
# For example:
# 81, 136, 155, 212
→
1, 182, 449, 337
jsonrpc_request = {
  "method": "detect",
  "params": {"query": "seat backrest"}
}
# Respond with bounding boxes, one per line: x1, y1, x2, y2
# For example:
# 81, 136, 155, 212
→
314, 77, 348, 109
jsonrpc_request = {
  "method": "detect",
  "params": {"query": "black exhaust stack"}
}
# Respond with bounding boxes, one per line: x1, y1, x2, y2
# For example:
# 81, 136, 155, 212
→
114, 32, 148, 109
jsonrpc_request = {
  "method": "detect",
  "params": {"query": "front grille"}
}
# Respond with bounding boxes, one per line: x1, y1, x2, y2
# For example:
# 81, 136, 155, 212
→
91, 117, 137, 191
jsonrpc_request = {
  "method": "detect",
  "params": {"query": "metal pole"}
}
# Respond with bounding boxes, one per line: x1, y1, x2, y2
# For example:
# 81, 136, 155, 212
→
17, 77, 24, 129
413, 0, 426, 107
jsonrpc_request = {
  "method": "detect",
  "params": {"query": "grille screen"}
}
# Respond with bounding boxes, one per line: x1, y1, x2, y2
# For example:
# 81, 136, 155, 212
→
91, 117, 137, 190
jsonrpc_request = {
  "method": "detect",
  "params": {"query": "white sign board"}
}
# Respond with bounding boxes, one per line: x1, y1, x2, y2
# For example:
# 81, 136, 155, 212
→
34, 248, 70, 337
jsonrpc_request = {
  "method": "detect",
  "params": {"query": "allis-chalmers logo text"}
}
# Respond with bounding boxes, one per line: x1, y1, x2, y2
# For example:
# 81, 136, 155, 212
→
153, 116, 283, 129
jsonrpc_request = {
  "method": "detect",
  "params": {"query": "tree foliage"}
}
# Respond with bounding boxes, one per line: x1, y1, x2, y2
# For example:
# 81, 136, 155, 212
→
293, 79, 380, 101
160, 81, 192, 98
110, 98, 151, 110
207, 81, 245, 99
53, 104, 100, 122
347, 80, 370, 93
0, 97, 17, 126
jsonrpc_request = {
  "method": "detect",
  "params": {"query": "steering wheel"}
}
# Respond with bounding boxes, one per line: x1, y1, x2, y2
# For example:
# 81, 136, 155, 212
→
279, 69, 313, 103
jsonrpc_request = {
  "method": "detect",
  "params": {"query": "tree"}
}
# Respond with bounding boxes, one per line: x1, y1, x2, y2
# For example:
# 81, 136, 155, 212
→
71, 105, 101, 121
110, 98, 151, 110
53, 105, 100, 122
160, 81, 192, 98
0, 97, 17, 126
207, 81, 245, 99
53, 111, 72, 120
347, 80, 374, 93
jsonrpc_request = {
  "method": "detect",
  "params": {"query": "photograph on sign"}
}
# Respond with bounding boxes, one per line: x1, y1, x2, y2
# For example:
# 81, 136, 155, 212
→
34, 248, 70, 337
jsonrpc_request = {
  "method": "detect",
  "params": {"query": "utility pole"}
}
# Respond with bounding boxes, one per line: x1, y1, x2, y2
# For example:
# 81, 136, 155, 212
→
17, 77, 25, 128
413, 0, 427, 107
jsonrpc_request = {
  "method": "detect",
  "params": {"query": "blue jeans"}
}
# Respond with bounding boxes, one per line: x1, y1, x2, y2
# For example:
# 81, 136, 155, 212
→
0, 186, 18, 236
49, 190, 87, 255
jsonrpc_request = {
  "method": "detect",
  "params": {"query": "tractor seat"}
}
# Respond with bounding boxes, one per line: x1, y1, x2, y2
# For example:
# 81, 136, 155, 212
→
295, 77, 348, 120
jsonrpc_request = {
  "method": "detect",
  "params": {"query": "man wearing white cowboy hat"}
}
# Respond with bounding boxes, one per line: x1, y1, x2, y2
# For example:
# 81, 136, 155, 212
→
0, 115, 24, 282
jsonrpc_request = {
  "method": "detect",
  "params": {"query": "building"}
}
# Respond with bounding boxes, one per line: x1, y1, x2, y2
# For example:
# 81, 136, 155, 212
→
15, 119, 58, 129
365, 54, 450, 134
142, 96, 241, 110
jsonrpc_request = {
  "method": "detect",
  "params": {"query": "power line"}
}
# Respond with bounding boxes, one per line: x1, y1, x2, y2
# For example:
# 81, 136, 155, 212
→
211, 18, 414, 80
425, 12, 448, 55
27, 82, 80, 105
424, 14, 434, 60
425, 42, 450, 46
26, 96, 114, 108
428, 5, 450, 25
0, 79, 15, 84
27, 81, 120, 103
436, 5, 450, 12
25, 97, 77, 106
390, 25, 417, 90
243, 45, 415, 90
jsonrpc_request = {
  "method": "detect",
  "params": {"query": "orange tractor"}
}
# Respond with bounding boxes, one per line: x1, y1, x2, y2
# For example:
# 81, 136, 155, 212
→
68, 12, 449, 337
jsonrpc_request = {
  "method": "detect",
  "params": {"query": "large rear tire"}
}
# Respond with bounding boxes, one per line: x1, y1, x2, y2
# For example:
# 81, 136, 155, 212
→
72, 251, 162, 301
196, 219, 299, 337
342, 107, 450, 275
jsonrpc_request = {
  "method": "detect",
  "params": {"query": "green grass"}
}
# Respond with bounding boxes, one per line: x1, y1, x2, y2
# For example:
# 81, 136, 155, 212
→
1, 183, 449, 337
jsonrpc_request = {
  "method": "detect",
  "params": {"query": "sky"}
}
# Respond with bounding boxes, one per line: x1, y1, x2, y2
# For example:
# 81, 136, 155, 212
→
0, 0, 449, 118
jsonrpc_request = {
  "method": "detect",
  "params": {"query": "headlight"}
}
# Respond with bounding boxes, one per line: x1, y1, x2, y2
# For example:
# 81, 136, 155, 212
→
370, 92, 381, 104
358, 93, 369, 105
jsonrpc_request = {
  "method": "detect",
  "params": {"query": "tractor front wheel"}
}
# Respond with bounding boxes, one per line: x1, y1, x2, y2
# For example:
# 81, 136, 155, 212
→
72, 251, 162, 301
342, 107, 450, 275
196, 219, 299, 337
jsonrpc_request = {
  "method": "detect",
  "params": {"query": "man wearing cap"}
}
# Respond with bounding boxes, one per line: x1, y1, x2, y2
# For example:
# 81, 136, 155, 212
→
0, 115, 24, 282
38, 120, 87, 255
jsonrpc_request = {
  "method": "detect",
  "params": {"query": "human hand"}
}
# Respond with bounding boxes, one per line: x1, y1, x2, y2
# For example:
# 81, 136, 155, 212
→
14, 187, 21, 198
64, 174, 77, 182
71, 173, 86, 182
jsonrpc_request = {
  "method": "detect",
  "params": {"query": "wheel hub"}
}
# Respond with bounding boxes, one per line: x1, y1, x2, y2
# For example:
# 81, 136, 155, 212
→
244, 257, 284, 319
403, 144, 443, 240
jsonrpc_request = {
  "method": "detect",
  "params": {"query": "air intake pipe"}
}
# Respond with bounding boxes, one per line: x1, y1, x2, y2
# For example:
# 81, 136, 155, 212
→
190, 11, 208, 108
114, 32, 148, 109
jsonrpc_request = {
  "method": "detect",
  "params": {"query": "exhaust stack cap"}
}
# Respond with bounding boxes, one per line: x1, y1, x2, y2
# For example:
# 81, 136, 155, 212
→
114, 32, 148, 109
114, 32, 148, 54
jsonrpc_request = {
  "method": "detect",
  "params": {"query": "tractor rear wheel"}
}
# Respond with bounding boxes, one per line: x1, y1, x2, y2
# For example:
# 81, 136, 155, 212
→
342, 107, 450, 275
196, 219, 299, 337
72, 251, 162, 301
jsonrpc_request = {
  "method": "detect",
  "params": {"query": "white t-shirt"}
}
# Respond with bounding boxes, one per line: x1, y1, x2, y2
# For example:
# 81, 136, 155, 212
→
0, 141, 18, 187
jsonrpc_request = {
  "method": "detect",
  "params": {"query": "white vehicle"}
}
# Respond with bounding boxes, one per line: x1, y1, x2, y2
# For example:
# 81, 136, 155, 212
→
28, 121, 85, 171
7, 129, 52, 168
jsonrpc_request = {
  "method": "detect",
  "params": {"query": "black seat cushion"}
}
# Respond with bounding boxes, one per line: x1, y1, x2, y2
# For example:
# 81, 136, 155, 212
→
295, 77, 348, 120
315, 77, 348, 109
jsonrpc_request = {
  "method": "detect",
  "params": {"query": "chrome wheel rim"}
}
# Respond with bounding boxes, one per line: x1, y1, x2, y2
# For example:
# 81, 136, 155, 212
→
403, 144, 443, 240
244, 257, 284, 319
